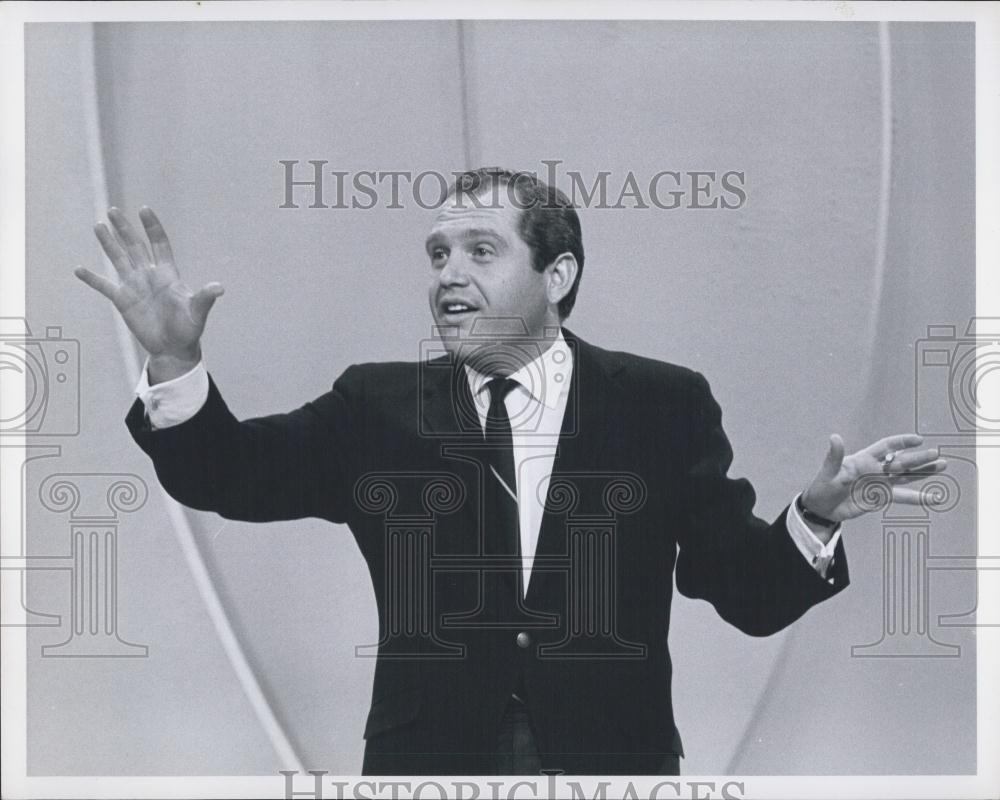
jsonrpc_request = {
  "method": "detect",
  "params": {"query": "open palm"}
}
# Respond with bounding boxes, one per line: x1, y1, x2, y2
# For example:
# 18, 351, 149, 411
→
802, 433, 948, 522
75, 207, 223, 360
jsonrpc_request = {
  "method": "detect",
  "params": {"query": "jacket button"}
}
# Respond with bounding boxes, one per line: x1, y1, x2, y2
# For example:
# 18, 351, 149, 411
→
516, 631, 531, 649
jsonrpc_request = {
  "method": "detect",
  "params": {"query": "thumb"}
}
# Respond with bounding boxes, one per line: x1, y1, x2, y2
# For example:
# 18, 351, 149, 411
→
191, 282, 224, 325
818, 433, 845, 481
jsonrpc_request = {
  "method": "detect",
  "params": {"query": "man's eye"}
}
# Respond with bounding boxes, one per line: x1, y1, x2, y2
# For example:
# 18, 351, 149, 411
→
430, 249, 448, 264
473, 245, 494, 258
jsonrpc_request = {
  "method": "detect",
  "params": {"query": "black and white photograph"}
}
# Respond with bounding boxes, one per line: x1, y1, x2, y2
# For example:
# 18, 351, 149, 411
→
1, 2, 998, 799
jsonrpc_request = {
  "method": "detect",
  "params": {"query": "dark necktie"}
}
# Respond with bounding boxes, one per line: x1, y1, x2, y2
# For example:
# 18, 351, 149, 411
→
483, 378, 521, 590
484, 378, 530, 703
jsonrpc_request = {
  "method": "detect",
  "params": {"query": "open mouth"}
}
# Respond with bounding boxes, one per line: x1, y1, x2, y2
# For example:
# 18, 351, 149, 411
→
439, 301, 480, 319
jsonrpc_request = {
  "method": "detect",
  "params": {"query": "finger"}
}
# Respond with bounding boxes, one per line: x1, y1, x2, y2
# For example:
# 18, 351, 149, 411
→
888, 459, 949, 484
868, 433, 924, 458
107, 207, 152, 268
74, 266, 118, 303
191, 282, 224, 326
818, 433, 845, 481
138, 206, 177, 274
891, 486, 948, 506
891, 447, 942, 472
94, 222, 133, 278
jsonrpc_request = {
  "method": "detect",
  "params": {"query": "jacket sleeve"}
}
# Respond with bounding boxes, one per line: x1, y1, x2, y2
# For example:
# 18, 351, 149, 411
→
674, 371, 849, 636
124, 365, 363, 524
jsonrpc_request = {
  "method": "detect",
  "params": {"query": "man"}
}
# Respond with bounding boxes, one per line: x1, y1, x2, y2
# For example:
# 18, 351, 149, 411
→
75, 167, 947, 776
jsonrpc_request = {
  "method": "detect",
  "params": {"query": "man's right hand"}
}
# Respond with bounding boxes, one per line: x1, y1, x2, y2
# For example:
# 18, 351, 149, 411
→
75, 206, 224, 384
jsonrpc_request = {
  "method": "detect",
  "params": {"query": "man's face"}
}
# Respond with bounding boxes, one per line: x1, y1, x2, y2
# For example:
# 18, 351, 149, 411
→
426, 192, 554, 361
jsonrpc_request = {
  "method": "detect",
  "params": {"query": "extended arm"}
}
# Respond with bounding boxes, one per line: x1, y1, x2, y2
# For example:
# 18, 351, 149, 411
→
674, 372, 849, 635
674, 371, 945, 636
78, 207, 359, 523
125, 367, 359, 523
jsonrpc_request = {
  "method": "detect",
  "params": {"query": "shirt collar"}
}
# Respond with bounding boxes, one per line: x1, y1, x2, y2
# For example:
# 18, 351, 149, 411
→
463, 328, 573, 410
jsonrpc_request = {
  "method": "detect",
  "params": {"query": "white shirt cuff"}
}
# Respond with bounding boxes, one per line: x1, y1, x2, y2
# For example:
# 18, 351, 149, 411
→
134, 356, 209, 429
786, 493, 843, 583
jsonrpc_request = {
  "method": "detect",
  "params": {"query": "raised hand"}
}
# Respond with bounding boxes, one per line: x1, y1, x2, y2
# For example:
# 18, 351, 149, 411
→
75, 207, 224, 382
801, 433, 948, 523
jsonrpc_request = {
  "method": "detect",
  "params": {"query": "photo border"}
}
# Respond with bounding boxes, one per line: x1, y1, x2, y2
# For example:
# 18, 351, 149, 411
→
2, 2, 997, 798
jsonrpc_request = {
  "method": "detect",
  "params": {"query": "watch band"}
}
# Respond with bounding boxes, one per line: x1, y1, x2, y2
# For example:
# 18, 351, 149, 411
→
796, 493, 839, 528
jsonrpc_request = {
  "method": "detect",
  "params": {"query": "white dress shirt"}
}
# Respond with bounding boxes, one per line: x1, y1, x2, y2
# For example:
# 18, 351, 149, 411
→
135, 333, 842, 594
462, 332, 574, 596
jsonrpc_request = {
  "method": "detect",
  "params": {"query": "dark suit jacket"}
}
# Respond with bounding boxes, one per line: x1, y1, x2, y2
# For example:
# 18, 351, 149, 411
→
126, 328, 848, 775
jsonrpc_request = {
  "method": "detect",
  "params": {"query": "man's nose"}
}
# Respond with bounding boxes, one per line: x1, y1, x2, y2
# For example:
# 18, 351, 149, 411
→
438, 254, 470, 286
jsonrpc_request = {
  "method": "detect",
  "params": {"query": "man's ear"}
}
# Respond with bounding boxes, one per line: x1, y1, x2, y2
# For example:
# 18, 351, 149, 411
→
546, 252, 578, 309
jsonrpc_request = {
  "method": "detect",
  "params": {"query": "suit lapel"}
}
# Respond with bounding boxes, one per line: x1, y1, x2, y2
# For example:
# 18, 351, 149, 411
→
527, 328, 622, 605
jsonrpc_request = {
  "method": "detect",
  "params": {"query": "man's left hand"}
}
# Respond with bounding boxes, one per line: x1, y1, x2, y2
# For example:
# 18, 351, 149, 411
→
801, 433, 948, 524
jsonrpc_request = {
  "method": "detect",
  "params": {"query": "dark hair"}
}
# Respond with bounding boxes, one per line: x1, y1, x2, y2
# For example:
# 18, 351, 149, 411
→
447, 167, 584, 319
